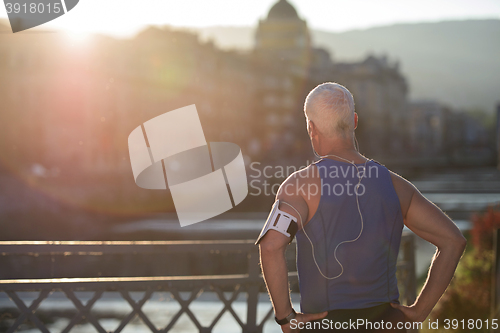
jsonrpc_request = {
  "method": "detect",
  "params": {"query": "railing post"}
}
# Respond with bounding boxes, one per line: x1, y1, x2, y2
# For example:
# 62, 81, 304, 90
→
401, 233, 418, 333
491, 228, 500, 333
246, 246, 261, 333
403, 233, 417, 306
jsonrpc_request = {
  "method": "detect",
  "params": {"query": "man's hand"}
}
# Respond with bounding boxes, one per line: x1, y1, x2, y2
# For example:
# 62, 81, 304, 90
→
390, 303, 426, 323
280, 311, 328, 333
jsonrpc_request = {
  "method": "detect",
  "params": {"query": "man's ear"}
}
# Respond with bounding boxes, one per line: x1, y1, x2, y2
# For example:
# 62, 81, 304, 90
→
354, 113, 358, 130
308, 120, 317, 138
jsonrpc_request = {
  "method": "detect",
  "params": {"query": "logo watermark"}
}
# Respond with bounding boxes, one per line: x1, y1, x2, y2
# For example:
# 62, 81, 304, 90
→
4, 0, 79, 33
290, 318, 422, 331
248, 161, 379, 199
128, 104, 248, 227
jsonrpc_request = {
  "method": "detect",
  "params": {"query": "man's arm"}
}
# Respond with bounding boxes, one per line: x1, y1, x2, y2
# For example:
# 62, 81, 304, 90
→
259, 173, 327, 332
259, 223, 295, 319
390, 173, 467, 322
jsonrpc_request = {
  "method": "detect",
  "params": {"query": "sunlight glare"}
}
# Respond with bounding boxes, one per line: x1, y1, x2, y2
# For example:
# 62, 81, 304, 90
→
64, 29, 89, 43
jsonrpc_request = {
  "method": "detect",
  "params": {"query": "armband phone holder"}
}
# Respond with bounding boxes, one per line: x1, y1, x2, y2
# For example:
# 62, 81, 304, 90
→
255, 200, 298, 245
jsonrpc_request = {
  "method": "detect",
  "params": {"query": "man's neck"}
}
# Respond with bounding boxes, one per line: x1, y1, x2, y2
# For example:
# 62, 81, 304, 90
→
317, 137, 366, 163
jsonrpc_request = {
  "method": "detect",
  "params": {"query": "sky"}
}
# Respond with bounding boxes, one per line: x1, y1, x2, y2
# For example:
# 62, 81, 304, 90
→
1, 0, 500, 37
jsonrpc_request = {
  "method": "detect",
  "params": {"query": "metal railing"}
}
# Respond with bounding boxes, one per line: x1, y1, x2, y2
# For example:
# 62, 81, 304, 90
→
0, 234, 416, 333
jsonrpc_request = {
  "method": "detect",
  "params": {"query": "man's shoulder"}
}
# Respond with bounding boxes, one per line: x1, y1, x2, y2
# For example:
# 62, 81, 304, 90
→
276, 164, 319, 222
276, 164, 319, 199
387, 169, 416, 192
386, 169, 418, 217
282, 164, 319, 185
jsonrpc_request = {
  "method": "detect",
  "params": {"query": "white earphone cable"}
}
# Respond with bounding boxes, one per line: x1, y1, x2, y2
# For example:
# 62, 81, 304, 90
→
282, 152, 370, 280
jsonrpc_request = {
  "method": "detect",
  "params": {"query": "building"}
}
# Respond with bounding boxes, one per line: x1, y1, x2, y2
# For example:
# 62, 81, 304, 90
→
408, 101, 445, 155
252, 0, 408, 161
408, 100, 493, 164
335, 56, 408, 155
255, 0, 310, 65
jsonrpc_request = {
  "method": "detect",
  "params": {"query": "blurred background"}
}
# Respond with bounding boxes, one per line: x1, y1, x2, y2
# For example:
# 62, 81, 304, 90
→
0, 0, 499, 331
0, 0, 498, 240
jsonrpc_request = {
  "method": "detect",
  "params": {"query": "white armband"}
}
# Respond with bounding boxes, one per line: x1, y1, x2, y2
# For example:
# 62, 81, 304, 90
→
255, 200, 298, 245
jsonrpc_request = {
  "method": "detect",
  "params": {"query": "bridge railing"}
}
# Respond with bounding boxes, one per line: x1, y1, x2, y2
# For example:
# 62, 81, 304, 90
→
0, 233, 416, 333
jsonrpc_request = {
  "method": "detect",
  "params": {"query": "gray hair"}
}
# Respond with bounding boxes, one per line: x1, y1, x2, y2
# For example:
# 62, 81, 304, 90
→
304, 82, 355, 138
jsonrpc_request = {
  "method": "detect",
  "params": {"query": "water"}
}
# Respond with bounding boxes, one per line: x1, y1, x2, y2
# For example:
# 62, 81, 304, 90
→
112, 167, 500, 236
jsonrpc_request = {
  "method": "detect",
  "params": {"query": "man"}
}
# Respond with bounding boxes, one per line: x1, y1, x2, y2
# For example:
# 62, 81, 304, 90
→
257, 83, 466, 332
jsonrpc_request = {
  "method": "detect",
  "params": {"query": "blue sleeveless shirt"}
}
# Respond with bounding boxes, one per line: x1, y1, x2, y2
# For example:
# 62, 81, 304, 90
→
296, 159, 403, 313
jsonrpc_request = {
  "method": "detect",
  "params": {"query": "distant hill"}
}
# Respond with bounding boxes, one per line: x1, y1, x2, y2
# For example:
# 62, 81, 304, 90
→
196, 20, 500, 113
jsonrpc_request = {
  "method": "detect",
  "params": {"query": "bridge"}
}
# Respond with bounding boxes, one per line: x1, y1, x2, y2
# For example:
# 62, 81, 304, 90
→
0, 234, 416, 333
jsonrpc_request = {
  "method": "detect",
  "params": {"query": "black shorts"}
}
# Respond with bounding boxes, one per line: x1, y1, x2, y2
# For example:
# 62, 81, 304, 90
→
299, 303, 407, 332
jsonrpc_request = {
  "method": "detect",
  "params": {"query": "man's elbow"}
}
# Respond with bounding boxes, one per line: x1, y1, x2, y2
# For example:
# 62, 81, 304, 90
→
451, 233, 467, 254
437, 233, 467, 255
457, 234, 467, 252
259, 237, 286, 255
